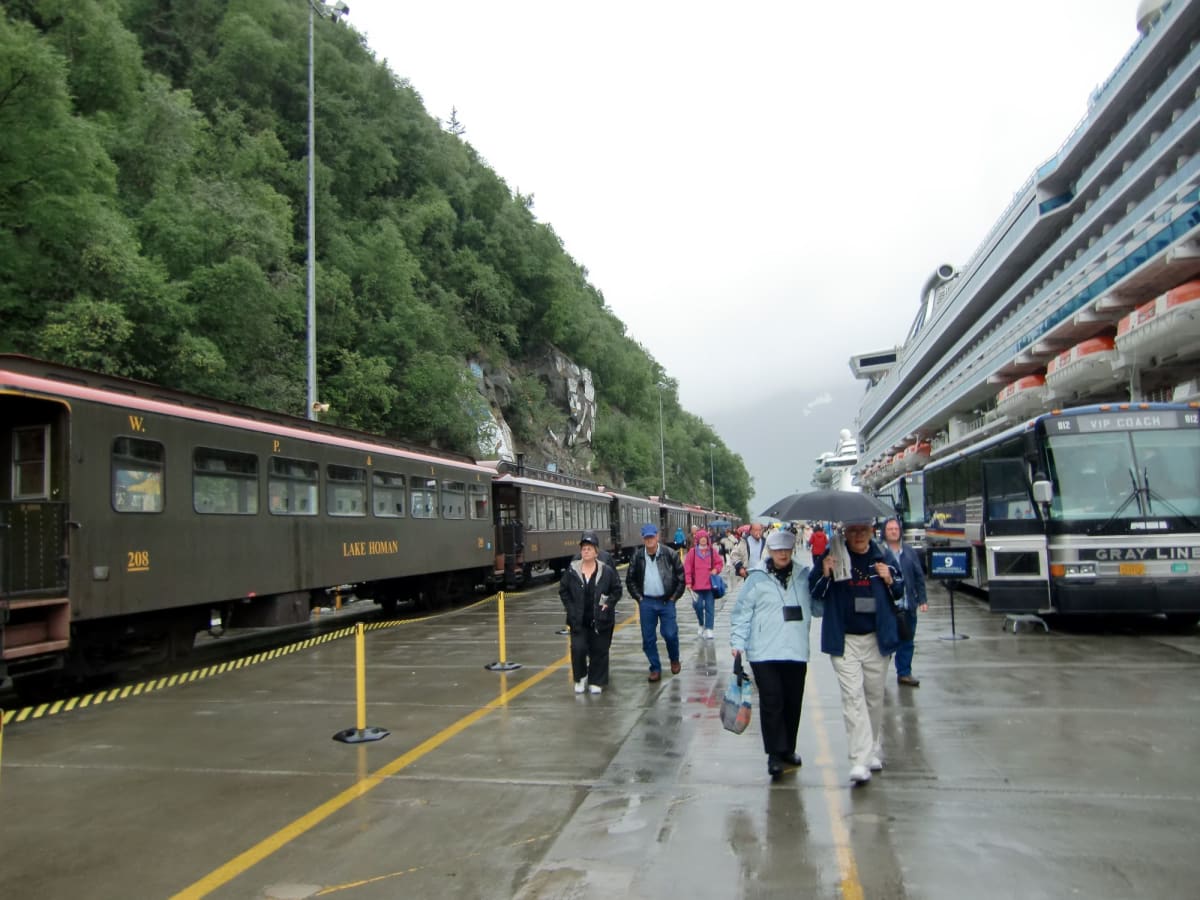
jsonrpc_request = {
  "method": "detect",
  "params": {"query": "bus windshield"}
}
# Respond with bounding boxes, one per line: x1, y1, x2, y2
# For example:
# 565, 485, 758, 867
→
904, 480, 925, 526
1045, 429, 1200, 521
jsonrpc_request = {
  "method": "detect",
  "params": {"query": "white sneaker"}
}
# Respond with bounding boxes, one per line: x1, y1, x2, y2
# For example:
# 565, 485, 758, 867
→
869, 756, 884, 772
588, 684, 603, 695
697, 624, 705, 637
574, 679, 586, 694
849, 765, 872, 784
704, 628, 715, 640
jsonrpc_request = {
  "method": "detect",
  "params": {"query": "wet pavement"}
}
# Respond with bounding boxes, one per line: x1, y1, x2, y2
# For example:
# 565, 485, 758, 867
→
2, 577, 1199, 899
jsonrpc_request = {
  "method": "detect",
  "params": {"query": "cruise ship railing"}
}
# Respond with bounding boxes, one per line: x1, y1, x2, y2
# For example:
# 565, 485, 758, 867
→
869, 169, 1200, 454
865, 64, 1200, 444
861, 6, 1190, 434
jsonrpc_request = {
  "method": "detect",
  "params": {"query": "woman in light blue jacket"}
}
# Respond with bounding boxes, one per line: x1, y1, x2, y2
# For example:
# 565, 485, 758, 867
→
730, 529, 816, 780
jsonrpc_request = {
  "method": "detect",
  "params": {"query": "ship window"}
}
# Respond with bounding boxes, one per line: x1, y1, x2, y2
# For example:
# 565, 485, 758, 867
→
113, 437, 165, 513
193, 447, 258, 515
13, 425, 50, 500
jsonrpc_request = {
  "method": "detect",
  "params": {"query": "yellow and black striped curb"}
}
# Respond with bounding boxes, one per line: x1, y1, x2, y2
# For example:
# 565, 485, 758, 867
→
1, 591, 506, 728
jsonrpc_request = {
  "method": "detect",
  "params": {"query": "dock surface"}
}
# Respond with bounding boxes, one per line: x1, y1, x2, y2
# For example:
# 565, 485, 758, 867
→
2, 579, 1199, 899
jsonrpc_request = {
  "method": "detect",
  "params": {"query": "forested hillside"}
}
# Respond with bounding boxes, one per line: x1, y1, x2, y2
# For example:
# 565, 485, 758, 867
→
0, 0, 750, 516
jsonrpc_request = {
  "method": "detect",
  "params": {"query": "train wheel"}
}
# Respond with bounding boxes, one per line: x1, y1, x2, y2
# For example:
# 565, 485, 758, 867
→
1165, 614, 1199, 632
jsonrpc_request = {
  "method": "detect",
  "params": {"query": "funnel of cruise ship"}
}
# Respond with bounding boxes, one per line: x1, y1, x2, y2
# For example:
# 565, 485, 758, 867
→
762, 489, 894, 524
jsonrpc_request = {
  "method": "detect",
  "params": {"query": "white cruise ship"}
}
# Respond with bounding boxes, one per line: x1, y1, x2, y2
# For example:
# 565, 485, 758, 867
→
811, 428, 860, 491
850, 0, 1200, 491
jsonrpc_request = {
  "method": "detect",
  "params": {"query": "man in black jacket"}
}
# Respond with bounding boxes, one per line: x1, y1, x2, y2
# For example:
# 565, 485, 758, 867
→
626, 523, 687, 681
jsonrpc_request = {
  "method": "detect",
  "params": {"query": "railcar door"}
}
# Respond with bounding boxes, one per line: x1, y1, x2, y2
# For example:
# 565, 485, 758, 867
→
493, 484, 522, 585
981, 458, 1050, 613
1, 398, 72, 665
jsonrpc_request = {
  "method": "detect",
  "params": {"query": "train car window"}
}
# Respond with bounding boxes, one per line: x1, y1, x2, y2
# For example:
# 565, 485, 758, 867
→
545, 496, 557, 530
268, 456, 318, 516
327, 465, 366, 517
373, 471, 406, 517
562, 497, 573, 530
193, 447, 258, 515
112, 437, 165, 513
441, 480, 466, 519
535, 494, 547, 531
410, 478, 438, 519
468, 483, 488, 520
12, 425, 50, 500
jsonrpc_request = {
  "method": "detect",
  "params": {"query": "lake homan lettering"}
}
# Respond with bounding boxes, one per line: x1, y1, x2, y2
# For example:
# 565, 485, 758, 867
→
342, 540, 400, 557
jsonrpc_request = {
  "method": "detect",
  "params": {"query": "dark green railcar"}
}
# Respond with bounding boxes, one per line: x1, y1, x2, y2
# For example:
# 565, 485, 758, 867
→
0, 355, 494, 687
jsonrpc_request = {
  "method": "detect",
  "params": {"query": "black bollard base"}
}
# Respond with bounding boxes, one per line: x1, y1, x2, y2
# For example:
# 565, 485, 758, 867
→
332, 726, 390, 744
939, 633, 970, 641
485, 661, 522, 671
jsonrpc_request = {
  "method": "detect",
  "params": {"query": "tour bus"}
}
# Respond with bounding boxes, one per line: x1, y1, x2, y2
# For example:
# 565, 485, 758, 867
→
923, 402, 1200, 625
874, 472, 925, 551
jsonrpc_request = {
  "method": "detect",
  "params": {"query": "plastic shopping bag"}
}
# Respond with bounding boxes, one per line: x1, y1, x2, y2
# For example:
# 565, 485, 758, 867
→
720, 656, 754, 735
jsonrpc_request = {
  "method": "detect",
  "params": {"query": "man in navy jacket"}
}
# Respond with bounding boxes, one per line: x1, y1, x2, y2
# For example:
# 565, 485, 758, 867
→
809, 522, 904, 785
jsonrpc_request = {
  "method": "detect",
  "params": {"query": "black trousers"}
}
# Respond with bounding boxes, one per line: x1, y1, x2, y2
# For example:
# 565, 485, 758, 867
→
571, 625, 614, 685
748, 660, 808, 756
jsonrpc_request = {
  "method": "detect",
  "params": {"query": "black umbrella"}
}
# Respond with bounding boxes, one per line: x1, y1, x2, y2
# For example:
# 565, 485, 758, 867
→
760, 489, 895, 523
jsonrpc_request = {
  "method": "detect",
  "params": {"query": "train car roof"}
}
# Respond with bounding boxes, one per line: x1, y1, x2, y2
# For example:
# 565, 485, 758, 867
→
491, 473, 610, 499
0, 355, 491, 475
602, 489, 656, 505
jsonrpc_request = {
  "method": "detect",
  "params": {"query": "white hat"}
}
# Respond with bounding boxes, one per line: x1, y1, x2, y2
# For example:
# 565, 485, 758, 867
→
765, 530, 795, 551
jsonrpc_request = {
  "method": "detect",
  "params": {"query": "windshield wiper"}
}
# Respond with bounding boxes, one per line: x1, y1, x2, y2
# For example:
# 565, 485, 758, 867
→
1087, 478, 1143, 536
1143, 468, 1200, 530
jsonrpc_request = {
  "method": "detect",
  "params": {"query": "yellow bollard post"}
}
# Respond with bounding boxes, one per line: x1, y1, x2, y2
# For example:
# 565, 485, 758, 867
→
335, 590, 343, 611
486, 591, 522, 671
355, 622, 367, 732
332, 622, 389, 744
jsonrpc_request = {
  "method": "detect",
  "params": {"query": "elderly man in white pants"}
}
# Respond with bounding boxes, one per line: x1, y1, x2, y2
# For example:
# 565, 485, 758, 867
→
808, 523, 905, 784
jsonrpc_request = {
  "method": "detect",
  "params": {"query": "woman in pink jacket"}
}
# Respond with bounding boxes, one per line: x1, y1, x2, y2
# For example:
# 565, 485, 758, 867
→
685, 530, 724, 639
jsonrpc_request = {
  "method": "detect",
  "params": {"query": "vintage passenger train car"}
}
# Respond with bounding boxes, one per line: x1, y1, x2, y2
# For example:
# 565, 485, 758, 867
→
0, 356, 737, 688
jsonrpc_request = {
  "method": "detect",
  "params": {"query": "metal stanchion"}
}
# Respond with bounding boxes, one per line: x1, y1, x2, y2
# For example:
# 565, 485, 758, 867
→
332, 623, 390, 743
939, 583, 969, 641
486, 592, 522, 671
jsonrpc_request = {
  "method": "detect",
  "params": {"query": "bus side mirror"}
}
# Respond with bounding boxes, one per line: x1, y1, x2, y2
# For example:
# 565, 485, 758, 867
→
1032, 480, 1053, 504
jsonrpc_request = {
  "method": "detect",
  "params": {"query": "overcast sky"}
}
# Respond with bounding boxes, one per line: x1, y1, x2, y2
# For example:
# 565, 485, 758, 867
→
344, 0, 1141, 513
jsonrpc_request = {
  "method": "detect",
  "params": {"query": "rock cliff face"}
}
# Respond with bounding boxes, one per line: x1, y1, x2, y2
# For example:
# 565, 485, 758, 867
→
471, 347, 597, 478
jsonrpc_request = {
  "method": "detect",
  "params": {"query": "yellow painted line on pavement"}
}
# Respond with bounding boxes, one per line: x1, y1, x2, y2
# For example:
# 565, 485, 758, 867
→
170, 610, 642, 900
809, 680, 864, 900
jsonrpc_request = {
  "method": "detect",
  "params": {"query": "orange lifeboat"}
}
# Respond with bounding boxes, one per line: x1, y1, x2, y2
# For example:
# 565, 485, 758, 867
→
995, 374, 1046, 417
1115, 279, 1200, 361
1044, 336, 1117, 396
906, 440, 932, 470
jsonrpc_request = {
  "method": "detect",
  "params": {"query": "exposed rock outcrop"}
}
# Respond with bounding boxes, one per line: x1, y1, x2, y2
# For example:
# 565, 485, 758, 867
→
470, 348, 596, 477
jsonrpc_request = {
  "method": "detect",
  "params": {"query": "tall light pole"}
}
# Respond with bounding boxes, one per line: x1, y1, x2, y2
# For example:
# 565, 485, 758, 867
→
306, 1, 349, 420
656, 382, 667, 498
709, 443, 716, 509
